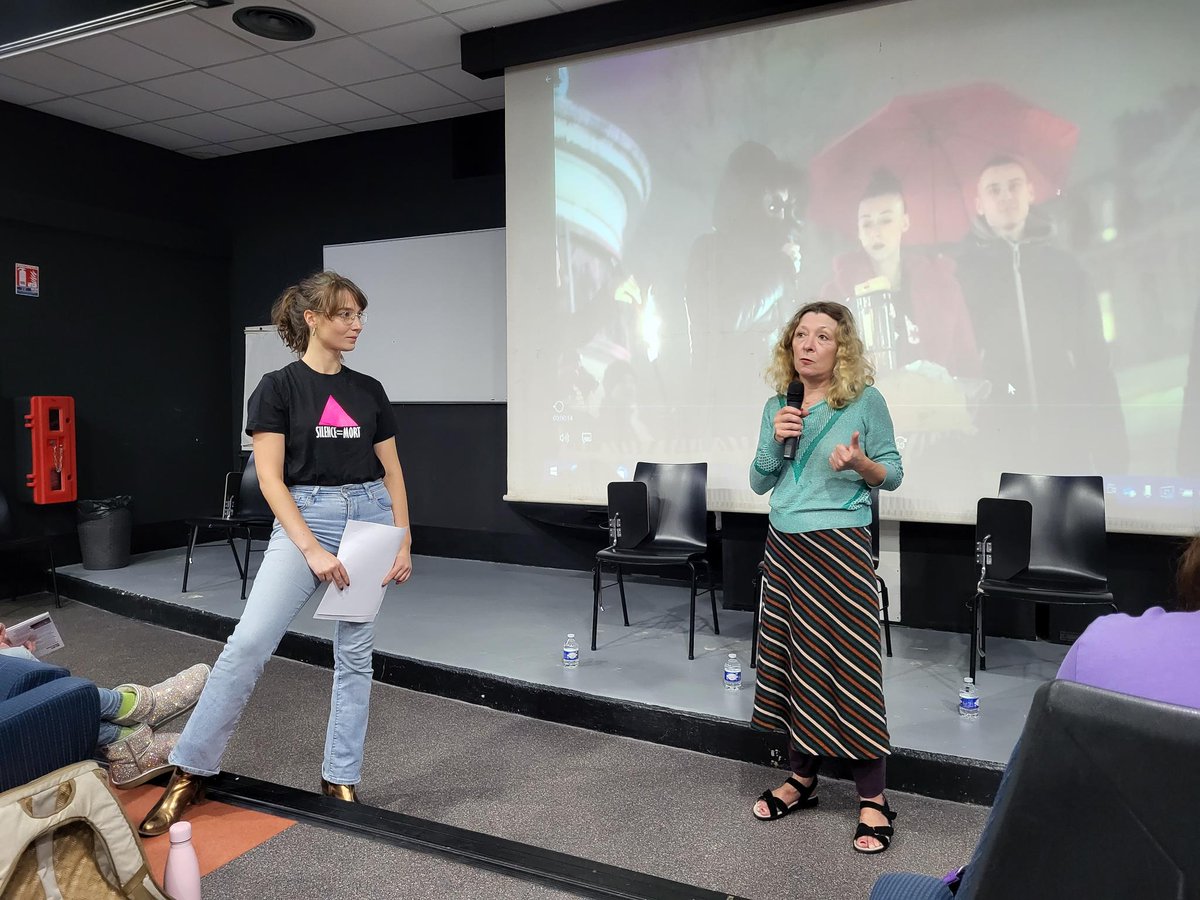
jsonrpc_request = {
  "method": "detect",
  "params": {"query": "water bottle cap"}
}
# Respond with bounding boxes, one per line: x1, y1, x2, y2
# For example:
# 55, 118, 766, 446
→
728, 653, 737, 658
567, 633, 575, 638
168, 821, 192, 843
964, 677, 974, 685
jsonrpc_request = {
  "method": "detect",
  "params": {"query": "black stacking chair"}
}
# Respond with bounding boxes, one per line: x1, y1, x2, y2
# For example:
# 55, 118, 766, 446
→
969, 473, 1116, 681
591, 462, 717, 660
182, 454, 273, 600
0, 488, 60, 608
751, 488, 891, 668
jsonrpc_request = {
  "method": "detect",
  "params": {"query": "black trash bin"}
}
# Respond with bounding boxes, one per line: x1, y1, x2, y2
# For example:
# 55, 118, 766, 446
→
77, 496, 133, 570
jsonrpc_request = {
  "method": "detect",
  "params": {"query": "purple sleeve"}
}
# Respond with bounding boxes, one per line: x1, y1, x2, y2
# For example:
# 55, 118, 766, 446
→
1056, 638, 1081, 681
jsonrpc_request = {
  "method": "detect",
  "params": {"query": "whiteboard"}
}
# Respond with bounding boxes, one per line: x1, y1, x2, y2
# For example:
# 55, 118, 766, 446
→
240, 229, 507, 449
324, 228, 507, 402
241, 326, 297, 450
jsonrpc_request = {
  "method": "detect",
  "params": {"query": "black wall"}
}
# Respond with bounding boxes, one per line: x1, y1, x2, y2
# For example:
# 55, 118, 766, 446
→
0, 102, 231, 571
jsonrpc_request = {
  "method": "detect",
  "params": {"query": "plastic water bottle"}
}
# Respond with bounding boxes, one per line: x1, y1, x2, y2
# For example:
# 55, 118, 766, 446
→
958, 677, 980, 718
164, 821, 202, 900
562, 634, 579, 668
723, 653, 742, 691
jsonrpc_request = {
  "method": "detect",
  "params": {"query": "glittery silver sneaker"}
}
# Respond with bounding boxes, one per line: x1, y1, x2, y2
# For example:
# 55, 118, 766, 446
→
102, 724, 180, 788
110, 663, 211, 729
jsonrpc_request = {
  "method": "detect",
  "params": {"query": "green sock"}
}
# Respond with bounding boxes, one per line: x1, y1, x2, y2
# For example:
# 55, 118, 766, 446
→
116, 690, 138, 719
118, 726, 136, 741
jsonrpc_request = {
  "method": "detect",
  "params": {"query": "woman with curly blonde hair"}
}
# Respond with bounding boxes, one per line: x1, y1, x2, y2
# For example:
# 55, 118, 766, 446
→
748, 300, 905, 854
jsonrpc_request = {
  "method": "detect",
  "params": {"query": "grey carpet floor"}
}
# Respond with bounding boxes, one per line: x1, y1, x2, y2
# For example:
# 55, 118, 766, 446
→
14, 597, 988, 899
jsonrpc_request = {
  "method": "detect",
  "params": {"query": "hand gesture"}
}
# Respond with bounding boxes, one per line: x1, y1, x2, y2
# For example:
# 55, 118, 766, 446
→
773, 405, 807, 444
383, 546, 413, 586
830, 431, 866, 473
304, 546, 350, 590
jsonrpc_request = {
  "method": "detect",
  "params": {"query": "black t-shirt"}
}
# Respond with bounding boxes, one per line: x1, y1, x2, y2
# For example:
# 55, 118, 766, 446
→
245, 361, 397, 486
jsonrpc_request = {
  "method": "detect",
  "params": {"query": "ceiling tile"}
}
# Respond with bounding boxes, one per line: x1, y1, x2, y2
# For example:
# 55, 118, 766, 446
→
280, 87, 394, 124
278, 36, 411, 85
121, 14, 263, 67
46, 34, 188, 82
421, 0, 492, 11
31, 97, 140, 129
158, 112, 266, 142
0, 54, 122, 96
110, 122, 198, 150
477, 96, 504, 111
81, 84, 199, 119
289, 0, 432, 33
279, 123, 351, 143
550, 0, 604, 9
218, 100, 325, 131
350, 73, 464, 114
422, 64, 503, 101
446, 0, 559, 31
0, 73, 61, 106
181, 144, 240, 158
342, 113, 414, 132
205, 55, 334, 99
359, 17, 463, 70
405, 102, 485, 123
223, 134, 294, 152
198, 0, 346, 51
141, 71, 266, 110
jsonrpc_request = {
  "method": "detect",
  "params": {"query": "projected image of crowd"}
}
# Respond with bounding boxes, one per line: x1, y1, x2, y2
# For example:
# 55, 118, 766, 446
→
535, 3, 1200, 524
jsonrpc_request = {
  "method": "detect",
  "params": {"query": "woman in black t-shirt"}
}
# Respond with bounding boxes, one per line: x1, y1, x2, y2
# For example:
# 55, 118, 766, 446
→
140, 271, 413, 836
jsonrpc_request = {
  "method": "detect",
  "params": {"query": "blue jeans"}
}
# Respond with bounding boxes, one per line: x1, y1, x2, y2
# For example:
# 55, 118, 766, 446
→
97, 686, 122, 748
170, 480, 395, 784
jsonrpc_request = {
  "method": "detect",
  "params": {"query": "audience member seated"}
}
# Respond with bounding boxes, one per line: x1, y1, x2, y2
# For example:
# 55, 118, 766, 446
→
1, 624, 210, 788
869, 534, 1200, 899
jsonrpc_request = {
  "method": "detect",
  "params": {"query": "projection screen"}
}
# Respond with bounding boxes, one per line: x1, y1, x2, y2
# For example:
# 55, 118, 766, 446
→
505, 0, 1200, 535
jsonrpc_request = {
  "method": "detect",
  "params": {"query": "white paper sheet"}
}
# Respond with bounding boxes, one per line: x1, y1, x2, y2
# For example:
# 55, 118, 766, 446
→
313, 520, 407, 623
6, 612, 65, 657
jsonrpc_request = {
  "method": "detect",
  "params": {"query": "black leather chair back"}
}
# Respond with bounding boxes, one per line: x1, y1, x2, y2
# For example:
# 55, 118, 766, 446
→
998, 473, 1107, 587
633, 462, 707, 553
869, 487, 880, 566
238, 454, 273, 519
969, 679, 1200, 900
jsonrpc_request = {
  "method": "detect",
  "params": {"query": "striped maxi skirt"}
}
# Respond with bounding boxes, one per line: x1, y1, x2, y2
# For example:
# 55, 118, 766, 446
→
750, 524, 891, 760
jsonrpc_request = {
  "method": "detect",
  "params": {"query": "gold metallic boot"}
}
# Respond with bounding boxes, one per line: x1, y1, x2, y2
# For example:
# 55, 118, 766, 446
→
320, 778, 358, 802
139, 769, 207, 837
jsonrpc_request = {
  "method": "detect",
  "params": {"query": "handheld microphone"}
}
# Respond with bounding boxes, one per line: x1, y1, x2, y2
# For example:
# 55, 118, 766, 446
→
781, 380, 804, 461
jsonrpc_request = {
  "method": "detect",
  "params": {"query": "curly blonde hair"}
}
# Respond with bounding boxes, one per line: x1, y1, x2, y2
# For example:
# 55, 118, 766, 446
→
765, 300, 874, 409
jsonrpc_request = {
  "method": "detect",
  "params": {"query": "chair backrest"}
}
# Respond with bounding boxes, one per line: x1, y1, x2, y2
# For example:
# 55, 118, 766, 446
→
967, 680, 1200, 900
997, 473, 1108, 587
869, 487, 881, 565
632, 462, 707, 552
237, 454, 273, 519
607, 481, 650, 549
976, 497, 1033, 581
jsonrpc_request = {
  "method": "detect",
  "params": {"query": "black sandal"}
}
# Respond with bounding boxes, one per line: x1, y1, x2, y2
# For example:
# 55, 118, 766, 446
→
852, 799, 897, 853
752, 775, 819, 821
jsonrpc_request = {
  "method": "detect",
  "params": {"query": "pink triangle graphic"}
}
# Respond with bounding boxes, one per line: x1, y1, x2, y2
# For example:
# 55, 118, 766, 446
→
319, 396, 358, 428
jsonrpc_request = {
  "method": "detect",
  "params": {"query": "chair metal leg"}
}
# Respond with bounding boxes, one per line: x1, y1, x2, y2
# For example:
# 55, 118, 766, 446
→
616, 566, 629, 626
241, 530, 252, 600
687, 561, 697, 661
751, 566, 763, 669
591, 560, 601, 651
226, 528, 245, 580
879, 577, 893, 658
46, 540, 60, 609
705, 559, 720, 635
182, 525, 200, 592
969, 591, 984, 680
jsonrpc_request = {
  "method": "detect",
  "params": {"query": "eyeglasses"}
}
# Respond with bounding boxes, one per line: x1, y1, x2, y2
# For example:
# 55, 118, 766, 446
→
329, 310, 366, 325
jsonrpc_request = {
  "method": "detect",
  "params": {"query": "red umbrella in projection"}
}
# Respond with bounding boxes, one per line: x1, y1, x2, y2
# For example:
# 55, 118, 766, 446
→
808, 83, 1079, 245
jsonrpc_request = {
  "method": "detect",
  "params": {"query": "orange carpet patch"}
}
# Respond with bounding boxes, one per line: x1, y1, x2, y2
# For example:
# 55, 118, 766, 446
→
115, 783, 296, 881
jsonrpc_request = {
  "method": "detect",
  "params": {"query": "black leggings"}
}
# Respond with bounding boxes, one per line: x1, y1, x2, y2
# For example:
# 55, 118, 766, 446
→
788, 748, 886, 799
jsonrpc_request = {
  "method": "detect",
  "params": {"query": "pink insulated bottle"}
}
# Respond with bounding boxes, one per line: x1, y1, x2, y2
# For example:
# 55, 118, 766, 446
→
163, 821, 202, 900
